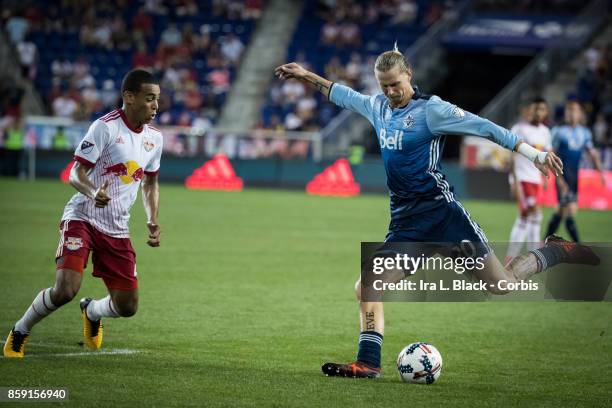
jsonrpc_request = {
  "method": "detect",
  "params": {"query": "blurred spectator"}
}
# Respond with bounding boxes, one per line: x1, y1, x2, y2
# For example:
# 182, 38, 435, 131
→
6, 11, 29, 44
321, 18, 340, 45
81, 84, 103, 118
132, 7, 153, 38
244, 0, 263, 19
73, 62, 96, 90
220, 33, 244, 64
17, 37, 38, 80
281, 79, 306, 105
52, 90, 78, 119
100, 80, 119, 110
133, 42, 156, 69
51, 57, 73, 82
161, 22, 182, 46
207, 67, 231, 95
392, 0, 418, 25
324, 57, 346, 83
52, 126, 71, 150
345, 52, 362, 86
144, 0, 169, 15
338, 21, 361, 48
424, 1, 445, 26
584, 47, 601, 72
176, 0, 199, 16
111, 13, 132, 50
285, 111, 303, 130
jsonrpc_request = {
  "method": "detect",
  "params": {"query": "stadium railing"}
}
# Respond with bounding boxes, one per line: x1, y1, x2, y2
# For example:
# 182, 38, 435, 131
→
19, 115, 323, 179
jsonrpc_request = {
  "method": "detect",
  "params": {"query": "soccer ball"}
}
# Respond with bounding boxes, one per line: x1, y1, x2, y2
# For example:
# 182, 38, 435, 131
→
396, 342, 443, 384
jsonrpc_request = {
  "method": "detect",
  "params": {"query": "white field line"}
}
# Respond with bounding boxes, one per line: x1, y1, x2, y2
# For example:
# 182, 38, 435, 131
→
4, 342, 142, 358
26, 349, 140, 358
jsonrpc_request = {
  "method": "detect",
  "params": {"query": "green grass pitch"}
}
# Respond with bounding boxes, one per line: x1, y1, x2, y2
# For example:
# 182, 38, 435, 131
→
0, 178, 611, 407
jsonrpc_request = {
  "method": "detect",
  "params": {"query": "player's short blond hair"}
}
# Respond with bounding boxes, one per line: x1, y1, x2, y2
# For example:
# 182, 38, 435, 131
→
375, 42, 411, 74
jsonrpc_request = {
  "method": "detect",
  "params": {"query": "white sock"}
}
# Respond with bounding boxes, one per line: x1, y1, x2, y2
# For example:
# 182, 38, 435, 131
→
506, 216, 529, 261
86, 295, 120, 321
526, 211, 543, 251
14, 288, 58, 334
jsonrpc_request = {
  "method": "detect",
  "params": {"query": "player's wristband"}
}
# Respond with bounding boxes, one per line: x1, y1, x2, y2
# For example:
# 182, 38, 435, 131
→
517, 142, 547, 165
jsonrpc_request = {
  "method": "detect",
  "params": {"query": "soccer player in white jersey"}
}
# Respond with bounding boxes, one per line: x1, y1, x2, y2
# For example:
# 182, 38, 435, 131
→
275, 47, 599, 378
4, 69, 163, 358
505, 98, 552, 264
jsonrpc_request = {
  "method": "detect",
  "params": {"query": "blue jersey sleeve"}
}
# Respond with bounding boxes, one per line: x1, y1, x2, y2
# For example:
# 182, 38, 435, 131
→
551, 127, 562, 151
425, 96, 518, 151
328, 83, 376, 124
584, 128, 594, 150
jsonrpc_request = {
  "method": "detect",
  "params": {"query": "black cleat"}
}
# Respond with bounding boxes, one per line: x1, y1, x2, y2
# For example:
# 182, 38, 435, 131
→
322, 361, 380, 378
544, 235, 600, 266
3, 328, 29, 358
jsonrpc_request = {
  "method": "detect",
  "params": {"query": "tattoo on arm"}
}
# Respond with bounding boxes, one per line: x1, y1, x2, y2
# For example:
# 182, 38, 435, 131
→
304, 76, 329, 93
365, 312, 375, 331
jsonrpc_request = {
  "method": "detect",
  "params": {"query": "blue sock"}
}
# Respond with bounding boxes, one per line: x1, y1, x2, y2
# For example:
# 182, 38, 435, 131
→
565, 217, 580, 242
546, 213, 562, 237
357, 331, 383, 368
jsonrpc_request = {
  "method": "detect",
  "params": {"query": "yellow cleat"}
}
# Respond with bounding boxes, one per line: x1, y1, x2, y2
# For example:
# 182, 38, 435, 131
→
3, 328, 29, 358
80, 298, 103, 350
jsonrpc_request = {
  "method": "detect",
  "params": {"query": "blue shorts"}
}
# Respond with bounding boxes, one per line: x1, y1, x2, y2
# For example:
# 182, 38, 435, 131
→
385, 199, 491, 254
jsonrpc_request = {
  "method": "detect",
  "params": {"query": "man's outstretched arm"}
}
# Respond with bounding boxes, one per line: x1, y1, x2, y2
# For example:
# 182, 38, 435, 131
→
275, 62, 375, 122
425, 97, 563, 178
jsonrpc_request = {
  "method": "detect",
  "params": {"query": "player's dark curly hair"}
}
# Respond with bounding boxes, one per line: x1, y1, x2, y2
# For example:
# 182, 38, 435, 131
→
375, 42, 411, 74
121, 69, 158, 94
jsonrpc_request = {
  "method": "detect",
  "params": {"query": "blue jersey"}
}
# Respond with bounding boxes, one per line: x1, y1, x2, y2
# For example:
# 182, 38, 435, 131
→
551, 125, 593, 174
329, 83, 518, 221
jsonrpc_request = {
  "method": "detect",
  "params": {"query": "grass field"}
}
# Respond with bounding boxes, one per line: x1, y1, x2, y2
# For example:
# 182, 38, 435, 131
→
0, 178, 611, 407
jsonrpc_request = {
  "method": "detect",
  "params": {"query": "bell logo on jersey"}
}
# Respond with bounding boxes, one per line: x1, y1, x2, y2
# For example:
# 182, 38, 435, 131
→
102, 160, 144, 184
379, 128, 403, 150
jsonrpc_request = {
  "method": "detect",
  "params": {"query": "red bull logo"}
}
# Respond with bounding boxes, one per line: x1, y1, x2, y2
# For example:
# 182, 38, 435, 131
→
102, 160, 143, 184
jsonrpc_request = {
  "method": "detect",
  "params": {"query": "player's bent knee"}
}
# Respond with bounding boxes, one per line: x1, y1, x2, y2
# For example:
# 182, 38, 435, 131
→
50, 285, 79, 306
116, 302, 138, 317
51, 270, 82, 305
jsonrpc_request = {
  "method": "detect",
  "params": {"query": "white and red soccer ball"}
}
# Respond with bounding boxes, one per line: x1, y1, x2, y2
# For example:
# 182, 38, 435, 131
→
397, 342, 443, 384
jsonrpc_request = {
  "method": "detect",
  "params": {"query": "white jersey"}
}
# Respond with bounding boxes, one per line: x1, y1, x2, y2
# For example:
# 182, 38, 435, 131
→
511, 121, 552, 184
62, 109, 163, 238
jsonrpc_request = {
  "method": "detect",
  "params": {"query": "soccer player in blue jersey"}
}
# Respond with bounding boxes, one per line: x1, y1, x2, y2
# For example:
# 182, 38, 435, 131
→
545, 100, 606, 242
275, 47, 600, 378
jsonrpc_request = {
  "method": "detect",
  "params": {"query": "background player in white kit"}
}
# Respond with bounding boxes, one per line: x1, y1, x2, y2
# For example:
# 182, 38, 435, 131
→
506, 97, 552, 264
4, 69, 163, 358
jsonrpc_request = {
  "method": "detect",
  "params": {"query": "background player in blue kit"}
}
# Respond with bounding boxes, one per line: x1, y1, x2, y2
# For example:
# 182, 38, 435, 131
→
275, 46, 600, 379
545, 100, 606, 242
